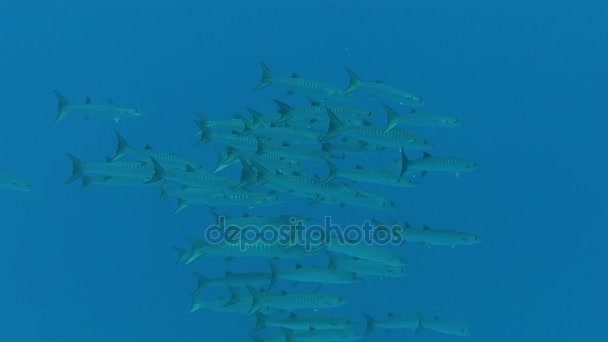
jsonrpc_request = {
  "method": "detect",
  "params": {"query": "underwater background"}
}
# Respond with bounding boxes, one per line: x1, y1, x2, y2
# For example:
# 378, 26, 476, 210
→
1, 1, 606, 341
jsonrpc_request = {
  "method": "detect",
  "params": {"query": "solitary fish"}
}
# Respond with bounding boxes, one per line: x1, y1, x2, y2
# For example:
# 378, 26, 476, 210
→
53, 90, 142, 123
256, 62, 345, 100
0, 174, 34, 191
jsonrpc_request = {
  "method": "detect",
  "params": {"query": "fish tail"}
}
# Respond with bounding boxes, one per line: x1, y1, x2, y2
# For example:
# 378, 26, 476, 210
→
255, 61, 273, 89
382, 104, 400, 133
324, 159, 338, 183
192, 271, 208, 294
319, 109, 343, 143
187, 291, 202, 314
273, 99, 294, 124
398, 148, 409, 182
251, 312, 267, 333
173, 246, 192, 265
143, 158, 166, 185
363, 313, 377, 335
194, 116, 213, 146
236, 113, 254, 135
53, 90, 70, 123
267, 261, 279, 291
415, 313, 424, 334
65, 153, 85, 184
173, 198, 189, 215
78, 173, 94, 193
245, 286, 262, 316
344, 68, 362, 95
111, 129, 130, 161
157, 185, 169, 203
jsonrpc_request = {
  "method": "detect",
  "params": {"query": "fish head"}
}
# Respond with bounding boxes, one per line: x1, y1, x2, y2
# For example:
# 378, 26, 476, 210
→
10, 179, 34, 191
464, 234, 483, 245
132, 108, 144, 117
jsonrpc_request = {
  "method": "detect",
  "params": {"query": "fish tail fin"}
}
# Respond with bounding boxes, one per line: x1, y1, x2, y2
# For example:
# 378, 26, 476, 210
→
255, 61, 273, 89
398, 148, 409, 182
173, 198, 189, 215
192, 271, 208, 294
319, 109, 343, 143
382, 104, 400, 133
173, 246, 192, 265
111, 129, 130, 161
344, 68, 362, 95
235, 157, 256, 190
157, 185, 170, 203
144, 158, 165, 184
268, 261, 279, 291
363, 313, 377, 335
247, 107, 267, 127
251, 312, 267, 333
324, 159, 338, 183
65, 153, 85, 184
245, 285, 262, 316
273, 99, 294, 124
235, 113, 254, 135
78, 173, 94, 193
187, 290, 202, 314
54, 90, 70, 123
224, 285, 242, 307
194, 115, 213, 145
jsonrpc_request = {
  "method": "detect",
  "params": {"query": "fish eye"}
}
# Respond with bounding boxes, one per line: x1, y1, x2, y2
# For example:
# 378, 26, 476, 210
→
337, 297, 343, 302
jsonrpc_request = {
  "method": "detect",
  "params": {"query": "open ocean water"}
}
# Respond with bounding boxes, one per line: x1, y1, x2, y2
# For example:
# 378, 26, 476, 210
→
1, 1, 606, 341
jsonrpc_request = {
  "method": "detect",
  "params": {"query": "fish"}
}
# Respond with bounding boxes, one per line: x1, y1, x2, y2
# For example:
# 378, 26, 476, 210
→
252, 312, 356, 332
383, 104, 462, 132
420, 315, 472, 336
398, 224, 483, 248
320, 109, 433, 151
399, 149, 479, 179
256, 62, 345, 100
363, 313, 422, 335
244, 286, 348, 316
343, 69, 424, 107
53, 90, 142, 123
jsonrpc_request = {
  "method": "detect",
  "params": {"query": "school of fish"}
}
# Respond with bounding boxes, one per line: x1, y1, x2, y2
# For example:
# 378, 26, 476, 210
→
3, 61, 482, 341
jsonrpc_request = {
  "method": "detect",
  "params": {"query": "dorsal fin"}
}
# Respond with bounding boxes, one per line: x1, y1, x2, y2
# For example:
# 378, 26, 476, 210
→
307, 97, 320, 106
295, 264, 302, 269
291, 73, 300, 78
387, 312, 395, 317
375, 80, 383, 84
355, 164, 363, 170
292, 171, 301, 176
423, 152, 432, 158
85, 97, 92, 104
423, 225, 430, 230
144, 144, 153, 150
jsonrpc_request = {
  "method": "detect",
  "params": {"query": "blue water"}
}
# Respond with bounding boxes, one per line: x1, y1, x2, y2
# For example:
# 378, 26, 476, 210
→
1, 1, 606, 341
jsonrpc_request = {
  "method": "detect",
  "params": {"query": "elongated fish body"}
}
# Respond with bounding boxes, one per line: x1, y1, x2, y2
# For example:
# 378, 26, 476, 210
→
321, 109, 433, 151
65, 154, 153, 185
400, 150, 479, 178
328, 254, 406, 279
213, 146, 303, 174
246, 286, 348, 316
78, 174, 161, 192
53, 90, 142, 123
383, 105, 462, 132
240, 158, 350, 199
195, 120, 260, 151
325, 160, 417, 188
321, 140, 386, 159
256, 62, 345, 100
239, 111, 325, 144
273, 99, 374, 126
421, 316, 471, 336
193, 271, 274, 293
174, 190, 286, 214
110, 130, 201, 170
181, 237, 315, 264
254, 312, 355, 332
209, 211, 311, 230
274, 262, 362, 285
343, 69, 424, 107
401, 226, 482, 248
0, 174, 33, 191
285, 327, 365, 341
325, 238, 406, 267
257, 141, 334, 164
145, 158, 236, 189
189, 293, 276, 315
315, 189, 397, 212
195, 113, 251, 132
364, 313, 422, 335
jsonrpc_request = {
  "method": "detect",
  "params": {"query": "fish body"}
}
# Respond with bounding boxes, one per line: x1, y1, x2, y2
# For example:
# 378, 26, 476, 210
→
0, 175, 33, 191
344, 69, 424, 107
54, 90, 142, 123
